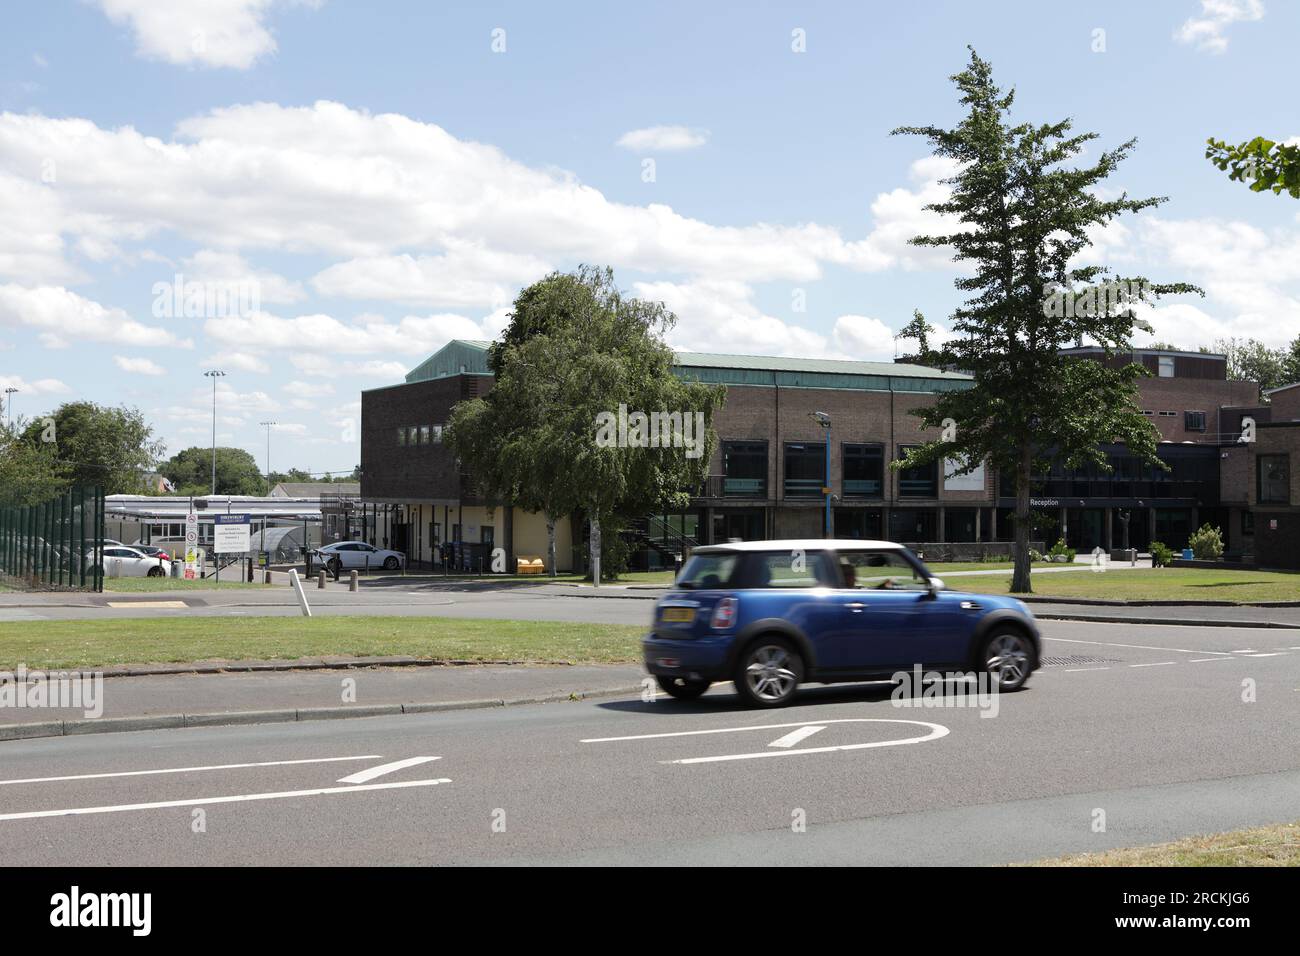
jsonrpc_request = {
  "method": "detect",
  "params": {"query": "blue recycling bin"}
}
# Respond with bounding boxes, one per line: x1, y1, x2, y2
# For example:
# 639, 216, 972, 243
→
1181, 548, 1194, 560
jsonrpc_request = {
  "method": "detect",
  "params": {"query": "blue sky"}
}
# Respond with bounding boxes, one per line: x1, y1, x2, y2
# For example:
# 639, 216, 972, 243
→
1, 0, 1296, 475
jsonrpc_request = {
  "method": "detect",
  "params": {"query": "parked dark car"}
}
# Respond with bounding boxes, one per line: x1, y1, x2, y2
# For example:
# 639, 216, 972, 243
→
643, 540, 1041, 707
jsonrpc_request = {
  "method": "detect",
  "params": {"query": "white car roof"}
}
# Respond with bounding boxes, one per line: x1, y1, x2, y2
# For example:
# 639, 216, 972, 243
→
693, 539, 907, 553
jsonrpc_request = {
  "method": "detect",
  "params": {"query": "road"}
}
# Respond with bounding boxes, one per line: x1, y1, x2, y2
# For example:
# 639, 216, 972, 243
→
1, 619, 1297, 865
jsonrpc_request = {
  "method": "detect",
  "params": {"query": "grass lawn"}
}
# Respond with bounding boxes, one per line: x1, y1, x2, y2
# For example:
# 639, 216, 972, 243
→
949, 566, 1300, 603
103, 577, 274, 592
924, 561, 1017, 574
0, 616, 645, 670
1025, 822, 1300, 866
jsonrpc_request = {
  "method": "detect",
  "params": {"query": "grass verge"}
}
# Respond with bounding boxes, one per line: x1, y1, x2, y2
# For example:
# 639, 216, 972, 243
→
1024, 822, 1300, 866
103, 578, 273, 592
949, 567, 1300, 603
0, 615, 645, 670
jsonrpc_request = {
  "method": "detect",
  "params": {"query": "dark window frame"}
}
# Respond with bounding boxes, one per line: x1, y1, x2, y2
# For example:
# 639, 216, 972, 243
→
1258, 453, 1290, 505
842, 443, 885, 499
896, 444, 938, 499
722, 440, 768, 498
783, 441, 827, 498
1184, 411, 1207, 432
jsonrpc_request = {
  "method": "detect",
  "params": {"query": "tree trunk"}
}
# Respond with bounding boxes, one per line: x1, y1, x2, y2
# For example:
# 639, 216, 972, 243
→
1010, 445, 1033, 594
589, 512, 602, 587
546, 516, 556, 577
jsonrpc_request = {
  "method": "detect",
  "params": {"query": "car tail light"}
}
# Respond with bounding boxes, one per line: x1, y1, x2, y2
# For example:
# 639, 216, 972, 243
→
710, 597, 738, 630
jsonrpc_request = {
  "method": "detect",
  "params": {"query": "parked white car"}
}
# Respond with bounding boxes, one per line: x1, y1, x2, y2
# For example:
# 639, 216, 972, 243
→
313, 541, 405, 572
91, 545, 172, 578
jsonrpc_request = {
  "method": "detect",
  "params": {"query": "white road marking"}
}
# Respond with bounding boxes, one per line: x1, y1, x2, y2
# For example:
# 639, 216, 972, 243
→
767, 726, 825, 749
0, 755, 384, 788
1233, 649, 1257, 654
1130, 662, 1177, 668
0, 778, 452, 822
336, 756, 441, 784
583, 718, 926, 744
1190, 657, 1232, 663
1243, 652, 1285, 658
1062, 667, 1110, 672
1045, 637, 1232, 656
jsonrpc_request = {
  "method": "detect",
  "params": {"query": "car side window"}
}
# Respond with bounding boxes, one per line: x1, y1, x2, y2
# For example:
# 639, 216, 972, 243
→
838, 550, 928, 591
745, 551, 834, 588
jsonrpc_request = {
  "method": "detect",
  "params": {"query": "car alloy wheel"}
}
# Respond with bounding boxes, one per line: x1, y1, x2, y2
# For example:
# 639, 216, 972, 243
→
383, 556, 399, 570
738, 641, 802, 706
656, 675, 710, 700
984, 631, 1032, 691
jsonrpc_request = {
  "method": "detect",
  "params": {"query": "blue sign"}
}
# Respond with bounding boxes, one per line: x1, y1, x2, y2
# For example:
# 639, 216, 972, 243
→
215, 513, 252, 525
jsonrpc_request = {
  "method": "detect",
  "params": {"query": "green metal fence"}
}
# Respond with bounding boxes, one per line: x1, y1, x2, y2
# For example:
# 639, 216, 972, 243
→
0, 485, 104, 592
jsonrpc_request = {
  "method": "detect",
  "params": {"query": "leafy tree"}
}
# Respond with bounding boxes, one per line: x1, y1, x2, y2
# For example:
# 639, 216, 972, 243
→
1206, 136, 1300, 199
1282, 335, 1300, 387
448, 266, 724, 583
161, 446, 264, 496
1214, 337, 1288, 395
896, 310, 939, 365
892, 49, 1198, 593
0, 419, 68, 507
17, 401, 162, 495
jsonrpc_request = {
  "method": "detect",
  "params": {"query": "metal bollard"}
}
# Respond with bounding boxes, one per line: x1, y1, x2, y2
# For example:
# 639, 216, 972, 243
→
317, 570, 326, 589
349, 569, 359, 592
263, 568, 271, 584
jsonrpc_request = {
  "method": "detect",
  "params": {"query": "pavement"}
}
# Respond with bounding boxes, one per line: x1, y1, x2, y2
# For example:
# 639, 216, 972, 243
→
0, 617, 1297, 865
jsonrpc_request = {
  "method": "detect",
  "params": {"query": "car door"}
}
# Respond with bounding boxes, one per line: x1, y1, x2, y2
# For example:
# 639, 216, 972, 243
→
817, 549, 931, 674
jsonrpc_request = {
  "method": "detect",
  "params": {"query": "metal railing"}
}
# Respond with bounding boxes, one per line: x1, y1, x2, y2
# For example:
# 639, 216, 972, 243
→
0, 485, 105, 592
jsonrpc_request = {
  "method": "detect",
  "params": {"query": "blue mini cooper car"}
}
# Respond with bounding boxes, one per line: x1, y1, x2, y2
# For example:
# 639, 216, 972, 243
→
643, 540, 1041, 707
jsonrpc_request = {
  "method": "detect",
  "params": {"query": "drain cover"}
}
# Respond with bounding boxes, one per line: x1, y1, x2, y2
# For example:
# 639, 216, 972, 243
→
1041, 655, 1120, 666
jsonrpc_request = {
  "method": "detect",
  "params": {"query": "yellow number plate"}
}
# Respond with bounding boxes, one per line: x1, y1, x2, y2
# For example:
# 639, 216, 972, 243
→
661, 607, 695, 623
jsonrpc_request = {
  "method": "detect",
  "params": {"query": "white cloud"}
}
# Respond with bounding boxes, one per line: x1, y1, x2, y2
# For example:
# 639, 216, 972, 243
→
204, 309, 494, 357
616, 126, 710, 152
634, 278, 829, 357
311, 244, 549, 309
0, 284, 191, 349
200, 351, 270, 373
113, 355, 166, 375
93, 0, 321, 70
0, 373, 70, 396
1175, 0, 1265, 54
181, 249, 306, 304
831, 315, 899, 361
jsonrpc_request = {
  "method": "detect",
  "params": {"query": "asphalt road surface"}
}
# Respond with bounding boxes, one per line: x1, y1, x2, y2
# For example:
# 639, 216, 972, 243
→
1, 620, 1297, 865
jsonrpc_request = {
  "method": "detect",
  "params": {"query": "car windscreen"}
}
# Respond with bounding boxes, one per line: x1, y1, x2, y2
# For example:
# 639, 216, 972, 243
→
675, 552, 740, 589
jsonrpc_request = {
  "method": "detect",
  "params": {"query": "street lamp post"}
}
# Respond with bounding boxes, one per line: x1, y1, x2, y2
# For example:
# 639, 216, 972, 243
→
809, 411, 832, 539
203, 370, 226, 494
2, 387, 17, 429
260, 420, 277, 495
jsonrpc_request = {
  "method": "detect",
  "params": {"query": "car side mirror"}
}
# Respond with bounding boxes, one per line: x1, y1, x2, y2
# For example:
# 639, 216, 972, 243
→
927, 577, 945, 597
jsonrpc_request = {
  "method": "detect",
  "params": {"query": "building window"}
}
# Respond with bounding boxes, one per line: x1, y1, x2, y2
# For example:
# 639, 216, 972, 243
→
431, 424, 444, 443
397, 427, 406, 446
723, 441, 767, 497
1158, 356, 1174, 378
1158, 410, 1176, 418
420, 425, 431, 445
783, 442, 825, 498
1185, 411, 1206, 432
408, 426, 420, 446
842, 444, 884, 498
1242, 511, 1254, 536
897, 445, 938, 498
1259, 454, 1290, 504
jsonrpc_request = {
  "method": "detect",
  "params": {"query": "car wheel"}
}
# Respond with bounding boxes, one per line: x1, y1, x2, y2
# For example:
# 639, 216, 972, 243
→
980, 629, 1034, 691
383, 556, 399, 570
328, 557, 342, 576
656, 675, 711, 700
147, 566, 164, 577
734, 638, 803, 708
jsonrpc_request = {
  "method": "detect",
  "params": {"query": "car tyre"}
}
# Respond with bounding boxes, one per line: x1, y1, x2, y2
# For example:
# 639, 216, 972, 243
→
733, 637, 803, 708
383, 556, 399, 571
147, 566, 164, 577
328, 557, 342, 576
980, 629, 1034, 692
656, 675, 711, 700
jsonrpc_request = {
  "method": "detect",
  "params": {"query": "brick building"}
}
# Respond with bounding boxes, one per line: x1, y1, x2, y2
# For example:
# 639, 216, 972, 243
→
360, 340, 1286, 569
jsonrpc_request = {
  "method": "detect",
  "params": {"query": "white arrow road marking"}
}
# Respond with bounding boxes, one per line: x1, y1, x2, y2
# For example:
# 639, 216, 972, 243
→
1046, 637, 1233, 656
0, 755, 385, 788
0, 778, 452, 822
768, 725, 825, 748
337, 756, 441, 785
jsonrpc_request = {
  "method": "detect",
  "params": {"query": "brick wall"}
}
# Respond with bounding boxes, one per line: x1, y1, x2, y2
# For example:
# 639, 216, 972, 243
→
1134, 378, 1259, 441
360, 375, 492, 502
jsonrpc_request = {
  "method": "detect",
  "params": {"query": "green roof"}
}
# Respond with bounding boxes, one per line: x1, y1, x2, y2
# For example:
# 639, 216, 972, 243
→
400, 340, 971, 393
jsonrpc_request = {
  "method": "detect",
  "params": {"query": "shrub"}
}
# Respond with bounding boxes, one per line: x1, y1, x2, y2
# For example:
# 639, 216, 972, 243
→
1150, 541, 1174, 567
1028, 549, 1044, 563
1188, 523, 1225, 561
1048, 538, 1076, 563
